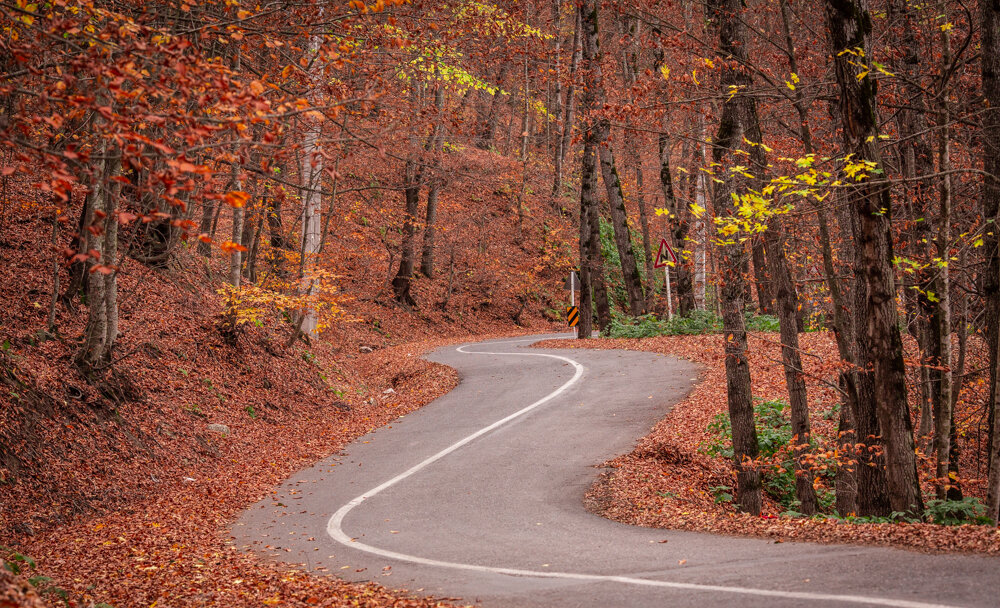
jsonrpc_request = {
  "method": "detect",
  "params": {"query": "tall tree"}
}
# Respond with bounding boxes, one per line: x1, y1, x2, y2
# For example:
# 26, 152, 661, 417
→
982, 0, 1000, 524
825, 0, 923, 517
581, 0, 646, 317
707, 0, 762, 515
577, 1, 612, 335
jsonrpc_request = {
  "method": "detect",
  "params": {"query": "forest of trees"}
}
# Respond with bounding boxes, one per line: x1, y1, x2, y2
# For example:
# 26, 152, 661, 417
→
2, 0, 1000, 526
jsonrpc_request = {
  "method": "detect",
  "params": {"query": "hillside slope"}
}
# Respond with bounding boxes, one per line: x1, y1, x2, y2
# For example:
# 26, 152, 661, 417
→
0, 145, 568, 606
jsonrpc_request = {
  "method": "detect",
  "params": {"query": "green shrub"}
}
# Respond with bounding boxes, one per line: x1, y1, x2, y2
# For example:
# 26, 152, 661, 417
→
924, 497, 991, 526
702, 398, 799, 507
601, 309, 780, 339
602, 310, 721, 338
744, 311, 780, 332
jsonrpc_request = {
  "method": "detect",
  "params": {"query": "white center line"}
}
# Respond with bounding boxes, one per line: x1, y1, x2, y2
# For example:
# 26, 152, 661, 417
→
326, 338, 959, 608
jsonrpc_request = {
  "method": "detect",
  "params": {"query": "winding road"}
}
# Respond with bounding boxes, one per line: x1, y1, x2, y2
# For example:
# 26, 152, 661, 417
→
233, 335, 1000, 607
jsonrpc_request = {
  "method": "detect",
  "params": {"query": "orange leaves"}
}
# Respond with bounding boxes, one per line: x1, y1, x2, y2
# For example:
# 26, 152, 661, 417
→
224, 191, 250, 208
248, 80, 266, 96
219, 240, 248, 254
348, 0, 367, 12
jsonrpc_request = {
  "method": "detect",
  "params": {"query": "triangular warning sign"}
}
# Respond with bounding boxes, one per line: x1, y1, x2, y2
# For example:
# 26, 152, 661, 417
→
654, 238, 677, 268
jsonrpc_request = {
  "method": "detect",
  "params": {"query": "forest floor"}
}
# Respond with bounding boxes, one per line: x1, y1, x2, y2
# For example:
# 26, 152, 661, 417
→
537, 334, 1000, 555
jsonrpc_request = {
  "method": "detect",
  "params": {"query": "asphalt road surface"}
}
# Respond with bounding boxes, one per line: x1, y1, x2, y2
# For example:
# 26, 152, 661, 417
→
233, 334, 1000, 607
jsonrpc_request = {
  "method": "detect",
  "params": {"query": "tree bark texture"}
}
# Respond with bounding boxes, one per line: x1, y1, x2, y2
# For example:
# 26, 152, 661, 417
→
580, 133, 611, 333
421, 78, 446, 278
708, 0, 762, 516
981, 0, 1000, 523
826, 0, 923, 517
76, 147, 121, 371
581, 0, 645, 317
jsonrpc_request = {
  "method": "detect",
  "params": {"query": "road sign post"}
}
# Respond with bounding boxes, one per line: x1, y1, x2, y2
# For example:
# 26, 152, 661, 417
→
654, 238, 678, 320
564, 270, 580, 337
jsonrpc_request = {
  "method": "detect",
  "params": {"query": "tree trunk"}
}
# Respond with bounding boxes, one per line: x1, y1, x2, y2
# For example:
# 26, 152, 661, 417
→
581, 0, 645, 317
64, 180, 92, 304
926, 0, 956, 500
835, 374, 859, 515
826, 0, 923, 517
707, 0, 762, 516
763, 216, 818, 514
421, 77, 446, 278
392, 160, 420, 307
549, 0, 564, 200
580, 128, 611, 333
981, 0, 1000, 524
693, 117, 708, 310
76, 146, 121, 372
618, 12, 656, 311
229, 170, 244, 288
750, 237, 772, 315
553, 5, 582, 202
578, 142, 596, 340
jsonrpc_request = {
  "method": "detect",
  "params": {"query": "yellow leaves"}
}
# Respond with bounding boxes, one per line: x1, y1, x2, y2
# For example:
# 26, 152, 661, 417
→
15, 0, 37, 26
660, 65, 670, 81
842, 157, 878, 181
794, 154, 816, 169
718, 223, 739, 237
689, 203, 706, 218
940, 22, 954, 32
224, 191, 250, 208
692, 69, 700, 86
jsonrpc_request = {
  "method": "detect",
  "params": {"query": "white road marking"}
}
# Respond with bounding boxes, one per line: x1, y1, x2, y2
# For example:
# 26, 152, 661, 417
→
326, 338, 959, 608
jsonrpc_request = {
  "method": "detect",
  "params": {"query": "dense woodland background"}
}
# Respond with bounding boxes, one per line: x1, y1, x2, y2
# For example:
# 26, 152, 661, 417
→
2, 0, 1000, 604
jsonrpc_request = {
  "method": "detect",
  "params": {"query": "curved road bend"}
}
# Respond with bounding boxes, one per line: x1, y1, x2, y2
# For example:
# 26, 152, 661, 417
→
232, 334, 1000, 608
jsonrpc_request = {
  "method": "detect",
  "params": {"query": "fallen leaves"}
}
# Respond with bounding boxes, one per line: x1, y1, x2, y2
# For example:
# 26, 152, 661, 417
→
541, 333, 1000, 555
